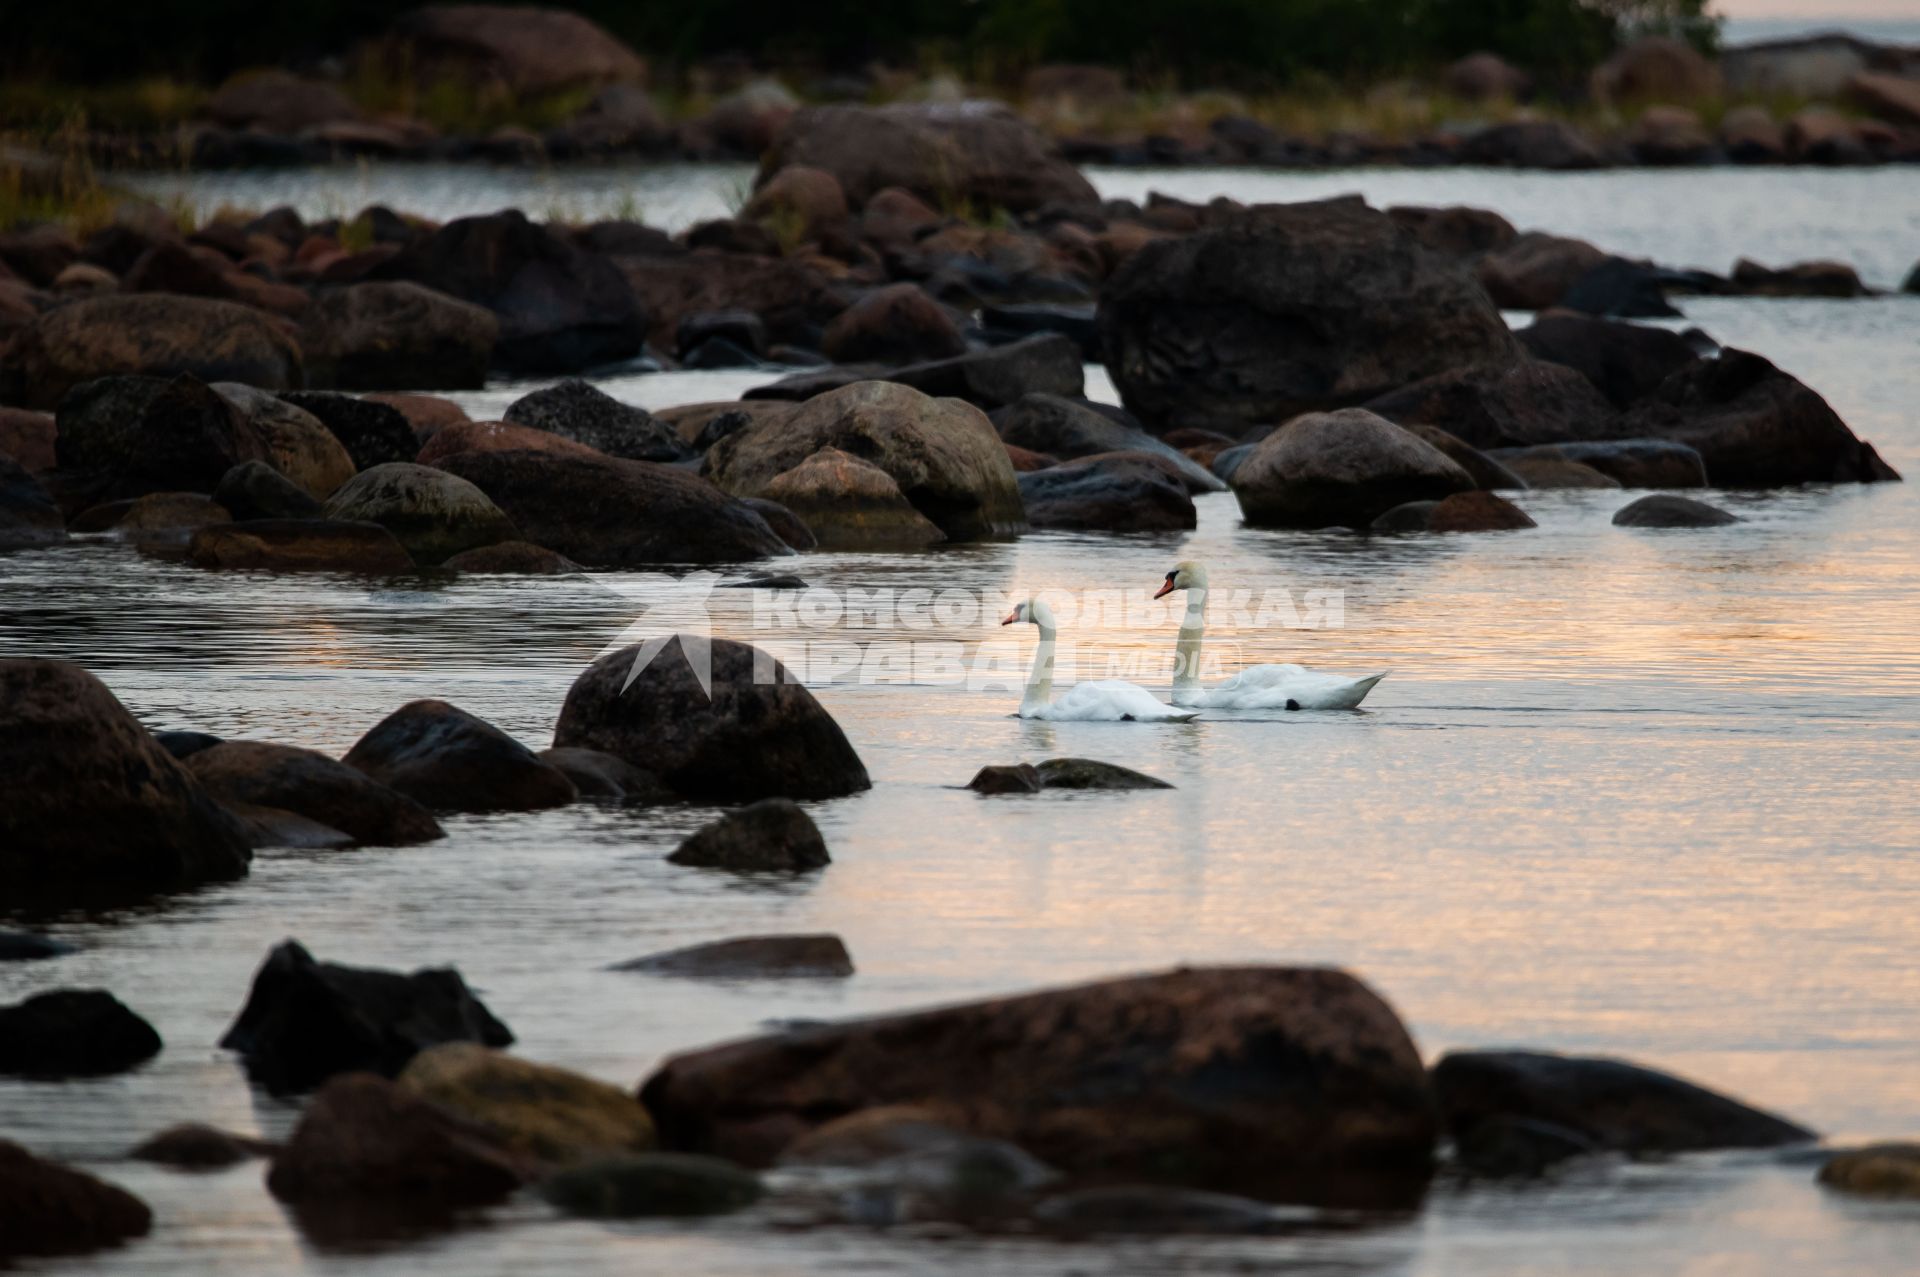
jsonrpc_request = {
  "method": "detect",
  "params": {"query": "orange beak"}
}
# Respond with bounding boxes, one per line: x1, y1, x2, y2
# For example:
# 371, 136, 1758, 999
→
1001, 608, 1020, 625
1153, 579, 1176, 599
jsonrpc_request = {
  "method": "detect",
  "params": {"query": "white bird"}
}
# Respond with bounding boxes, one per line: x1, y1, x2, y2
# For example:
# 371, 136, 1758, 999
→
1002, 598, 1200, 722
1155, 561, 1386, 710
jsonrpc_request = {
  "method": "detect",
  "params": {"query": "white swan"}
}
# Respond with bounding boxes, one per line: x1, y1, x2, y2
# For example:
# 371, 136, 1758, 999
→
1002, 599, 1200, 722
1155, 561, 1386, 710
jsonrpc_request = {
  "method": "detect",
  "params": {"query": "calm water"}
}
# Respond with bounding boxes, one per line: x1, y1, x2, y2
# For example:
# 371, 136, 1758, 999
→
4, 165, 1919, 1274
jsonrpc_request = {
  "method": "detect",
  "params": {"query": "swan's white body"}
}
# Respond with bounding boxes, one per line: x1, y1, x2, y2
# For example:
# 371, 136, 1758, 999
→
1160, 562, 1385, 711
1005, 600, 1199, 723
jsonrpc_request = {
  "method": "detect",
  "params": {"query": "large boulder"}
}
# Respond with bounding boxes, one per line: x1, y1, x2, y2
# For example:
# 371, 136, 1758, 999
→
759, 102, 1098, 213
821, 284, 966, 366
213, 460, 324, 520
668, 799, 831, 872
1592, 35, 1722, 105
1619, 349, 1899, 486
0, 989, 162, 1078
1019, 453, 1197, 531
399, 1043, 654, 1165
1611, 493, 1740, 527
55, 374, 270, 503
417, 419, 607, 465
434, 449, 790, 565
619, 251, 849, 351
708, 380, 1026, 540
992, 393, 1224, 493
1476, 233, 1609, 310
0, 1141, 151, 1263
299, 282, 498, 391
266, 1073, 528, 1209
501, 379, 685, 462
553, 637, 869, 802
383, 4, 646, 95
1229, 409, 1476, 529
1516, 313, 1703, 408
0, 659, 250, 903
321, 462, 519, 564
343, 699, 576, 812
204, 70, 361, 132
1361, 359, 1620, 450
1492, 439, 1707, 488
6, 294, 301, 409
186, 740, 444, 845
640, 966, 1437, 1207
1384, 204, 1518, 261
1099, 199, 1519, 435
187, 518, 416, 572
760, 448, 946, 549
278, 390, 424, 470
222, 939, 514, 1095
212, 384, 358, 498
1432, 1050, 1811, 1155
373, 210, 645, 374
0, 456, 65, 546
1456, 120, 1603, 169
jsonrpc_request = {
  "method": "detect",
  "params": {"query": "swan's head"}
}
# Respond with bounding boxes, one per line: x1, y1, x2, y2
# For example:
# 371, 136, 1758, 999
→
1154, 560, 1208, 598
1001, 598, 1056, 628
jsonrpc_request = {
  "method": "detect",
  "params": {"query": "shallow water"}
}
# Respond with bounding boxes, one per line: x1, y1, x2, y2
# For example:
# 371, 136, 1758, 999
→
5, 167, 1920, 1273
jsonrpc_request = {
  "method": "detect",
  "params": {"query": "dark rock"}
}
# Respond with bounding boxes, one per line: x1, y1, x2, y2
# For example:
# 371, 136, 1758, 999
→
556, 638, 868, 801
277, 391, 420, 470
130, 1123, 277, 1170
0, 1140, 151, 1262
1611, 494, 1741, 527
612, 934, 853, 978
0, 455, 65, 546
1034, 1184, 1291, 1235
222, 940, 513, 1095
1386, 205, 1518, 260
434, 449, 789, 565
343, 699, 575, 813
78, 491, 230, 541
214, 460, 324, 520
1370, 500, 1441, 532
676, 310, 768, 360
372, 210, 646, 374
187, 519, 417, 572
1503, 457, 1620, 488
320, 462, 519, 565
1363, 359, 1620, 451
0, 406, 58, 473
0, 929, 77, 960
1457, 120, 1603, 169
619, 251, 849, 353
968, 763, 1042, 794
55, 373, 270, 502
211, 384, 357, 498
535, 747, 671, 802
1556, 257, 1681, 319
152, 728, 222, 758
0, 659, 251, 903
641, 966, 1437, 1207
1454, 1116, 1597, 1178
760, 448, 945, 549
5, 293, 301, 409
738, 496, 817, 551
1400, 424, 1525, 490
1100, 199, 1518, 435
1517, 312, 1703, 409
186, 740, 443, 845
1818, 1143, 1920, 1198
223, 802, 354, 851
539, 1152, 763, 1218
1493, 439, 1707, 488
1477, 233, 1609, 310
1020, 454, 1196, 531
709, 380, 1026, 540
668, 799, 831, 872
502, 379, 685, 462
979, 302, 1098, 359
440, 540, 580, 573
266, 1073, 528, 1205
751, 335, 1086, 415
0, 989, 161, 1077
1230, 409, 1476, 529
205, 70, 360, 132
992, 393, 1224, 493
1033, 758, 1172, 789
1372, 491, 1536, 533
681, 337, 763, 370
1618, 349, 1899, 486
1729, 258, 1870, 298
395, 1042, 656, 1167
300, 281, 498, 391
822, 284, 966, 366
1432, 1050, 1813, 1154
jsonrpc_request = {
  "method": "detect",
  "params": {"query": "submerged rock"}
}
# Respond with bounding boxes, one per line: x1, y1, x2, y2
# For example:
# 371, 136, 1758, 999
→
1818, 1143, 1920, 1198
539, 1152, 763, 1219
0, 1140, 152, 1262
130, 1123, 277, 1170
1032, 758, 1173, 790
1611, 494, 1741, 527
668, 799, 831, 872
535, 747, 671, 802
0, 658, 251, 903
1502, 457, 1620, 489
187, 518, 417, 572
0, 989, 162, 1078
966, 763, 1042, 794
0, 929, 77, 961
640, 966, 1437, 1207
321, 462, 519, 565
1453, 1115, 1598, 1179
612, 934, 853, 978
221, 939, 513, 1095
343, 699, 576, 812
440, 540, 580, 574
554, 638, 869, 801
1373, 491, 1536, 533
1492, 439, 1706, 488
1034, 1184, 1294, 1235
1431, 1049, 1814, 1155
1018, 453, 1197, 532
991, 393, 1224, 494
398, 1043, 655, 1165
187, 740, 443, 845
1230, 409, 1475, 529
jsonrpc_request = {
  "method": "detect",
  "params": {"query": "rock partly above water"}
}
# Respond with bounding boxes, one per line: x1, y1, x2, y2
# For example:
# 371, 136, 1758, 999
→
342, 699, 577, 812
1612, 494, 1742, 527
398, 1043, 656, 1165
668, 799, 832, 872
1230, 409, 1475, 529
187, 739, 444, 845
0, 989, 162, 1078
613, 934, 854, 978
0, 1140, 152, 1263
539, 1152, 765, 1219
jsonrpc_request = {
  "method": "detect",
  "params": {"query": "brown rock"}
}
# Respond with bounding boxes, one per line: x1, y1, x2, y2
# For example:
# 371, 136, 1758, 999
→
1848, 71, 1920, 127
1627, 105, 1713, 164
399, 1043, 655, 1165
0, 407, 56, 472
300, 281, 498, 391
1720, 105, 1786, 162
441, 540, 579, 573
1363, 359, 1620, 450
0, 1140, 151, 1262
381, 4, 646, 95
746, 165, 851, 242
187, 518, 417, 573
821, 283, 965, 365
417, 419, 605, 465
1228, 408, 1475, 529
612, 933, 853, 978
131, 1123, 277, 1169
205, 71, 362, 132
1477, 232, 1609, 310
1427, 491, 1535, 532
188, 739, 443, 845
343, 699, 575, 812
1592, 36, 1722, 105
363, 393, 470, 442
211, 384, 358, 499
1819, 1143, 1920, 1198
7, 294, 302, 409
1443, 52, 1529, 101
761, 447, 946, 549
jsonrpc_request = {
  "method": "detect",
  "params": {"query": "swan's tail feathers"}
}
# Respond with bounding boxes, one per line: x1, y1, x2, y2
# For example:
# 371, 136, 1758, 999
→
1343, 671, 1388, 708
1168, 708, 1202, 722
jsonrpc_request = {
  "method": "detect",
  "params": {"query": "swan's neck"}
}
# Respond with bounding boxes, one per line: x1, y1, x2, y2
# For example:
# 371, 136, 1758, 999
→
1174, 589, 1207, 691
1021, 621, 1057, 712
